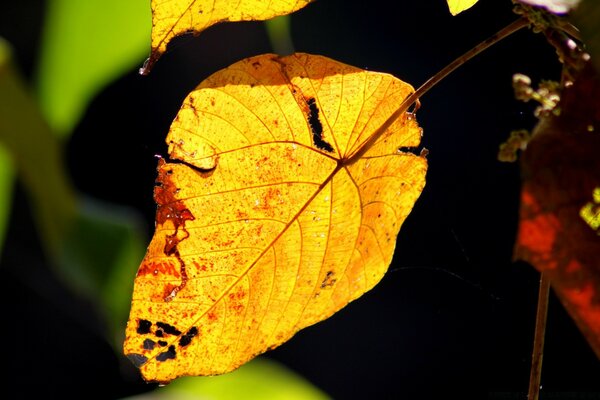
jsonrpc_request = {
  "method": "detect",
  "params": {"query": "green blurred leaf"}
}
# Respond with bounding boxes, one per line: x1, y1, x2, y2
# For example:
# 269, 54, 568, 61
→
0, 37, 15, 255
265, 16, 294, 56
0, 37, 76, 260
121, 357, 331, 400
61, 196, 147, 347
35, 0, 151, 137
1, 34, 147, 349
27, 0, 152, 348
0, 142, 14, 257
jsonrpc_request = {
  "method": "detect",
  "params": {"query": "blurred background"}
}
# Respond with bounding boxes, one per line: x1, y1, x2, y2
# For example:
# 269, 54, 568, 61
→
1, 0, 599, 398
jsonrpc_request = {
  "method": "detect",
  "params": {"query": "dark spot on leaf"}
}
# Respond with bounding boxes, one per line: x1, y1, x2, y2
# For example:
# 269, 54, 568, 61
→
127, 353, 148, 368
156, 345, 177, 362
137, 319, 152, 334
179, 326, 199, 347
155, 329, 164, 338
320, 271, 337, 289
398, 146, 420, 155
158, 340, 168, 347
143, 339, 156, 350
156, 322, 182, 336
307, 98, 334, 153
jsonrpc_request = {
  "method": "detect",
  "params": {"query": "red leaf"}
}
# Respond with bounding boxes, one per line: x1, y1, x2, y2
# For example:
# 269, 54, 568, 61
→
515, 61, 600, 357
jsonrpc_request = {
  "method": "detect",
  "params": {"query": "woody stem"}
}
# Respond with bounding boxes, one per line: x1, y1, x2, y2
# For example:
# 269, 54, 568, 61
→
528, 271, 551, 400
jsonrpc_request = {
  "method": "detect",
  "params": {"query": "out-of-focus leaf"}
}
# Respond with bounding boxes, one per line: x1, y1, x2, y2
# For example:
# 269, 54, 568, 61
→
142, 0, 314, 74
121, 357, 330, 400
570, 0, 600, 74
60, 197, 147, 346
447, 0, 479, 16
124, 53, 427, 383
514, 60, 600, 358
0, 37, 76, 261
27, 0, 152, 347
0, 143, 14, 257
35, 0, 151, 137
0, 39, 15, 257
265, 16, 295, 56
0, 36, 147, 349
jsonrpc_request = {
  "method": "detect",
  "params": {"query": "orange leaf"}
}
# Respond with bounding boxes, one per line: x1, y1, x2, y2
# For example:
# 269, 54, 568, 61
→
142, 0, 314, 74
123, 53, 428, 383
515, 60, 600, 358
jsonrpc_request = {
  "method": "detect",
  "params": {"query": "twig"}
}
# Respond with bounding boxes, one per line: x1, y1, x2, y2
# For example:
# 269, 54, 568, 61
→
528, 271, 551, 400
408, 17, 530, 110
348, 17, 530, 162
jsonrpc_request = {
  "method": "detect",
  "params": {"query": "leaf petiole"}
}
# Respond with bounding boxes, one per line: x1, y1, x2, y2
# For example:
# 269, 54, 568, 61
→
347, 17, 530, 163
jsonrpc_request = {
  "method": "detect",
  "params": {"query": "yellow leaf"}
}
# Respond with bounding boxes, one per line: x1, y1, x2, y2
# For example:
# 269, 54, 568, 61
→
447, 0, 479, 15
143, 0, 314, 74
123, 53, 428, 383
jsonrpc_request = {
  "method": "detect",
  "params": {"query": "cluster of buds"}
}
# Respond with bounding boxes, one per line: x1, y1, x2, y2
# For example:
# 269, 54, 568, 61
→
512, 73, 561, 118
498, 129, 531, 162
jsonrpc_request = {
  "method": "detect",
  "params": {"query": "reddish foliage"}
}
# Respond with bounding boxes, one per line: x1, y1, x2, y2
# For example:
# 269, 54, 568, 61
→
515, 61, 600, 358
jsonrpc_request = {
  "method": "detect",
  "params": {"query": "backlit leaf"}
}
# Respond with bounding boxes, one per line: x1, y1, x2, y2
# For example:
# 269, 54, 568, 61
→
142, 0, 314, 74
124, 53, 428, 382
446, 0, 479, 16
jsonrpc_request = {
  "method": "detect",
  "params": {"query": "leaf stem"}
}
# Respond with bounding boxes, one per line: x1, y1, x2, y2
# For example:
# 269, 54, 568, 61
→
528, 271, 551, 400
406, 17, 530, 110
347, 17, 530, 163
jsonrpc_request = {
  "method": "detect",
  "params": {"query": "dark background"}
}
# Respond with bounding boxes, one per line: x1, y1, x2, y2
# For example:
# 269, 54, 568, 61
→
2, 0, 600, 398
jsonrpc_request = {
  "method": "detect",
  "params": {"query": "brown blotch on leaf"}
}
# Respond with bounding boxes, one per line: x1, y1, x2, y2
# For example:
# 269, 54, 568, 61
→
137, 261, 181, 278
153, 158, 196, 300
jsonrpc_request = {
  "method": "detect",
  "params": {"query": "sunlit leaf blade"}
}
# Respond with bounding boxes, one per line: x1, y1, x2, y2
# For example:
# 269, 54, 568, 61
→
124, 53, 427, 382
447, 0, 479, 15
142, 0, 314, 74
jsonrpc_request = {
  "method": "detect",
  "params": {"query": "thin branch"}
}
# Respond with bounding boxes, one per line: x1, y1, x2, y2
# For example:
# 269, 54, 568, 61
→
347, 17, 530, 163
528, 271, 551, 400
407, 17, 530, 110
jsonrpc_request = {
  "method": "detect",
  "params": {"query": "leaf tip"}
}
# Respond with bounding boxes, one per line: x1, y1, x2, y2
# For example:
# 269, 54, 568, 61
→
139, 53, 159, 76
